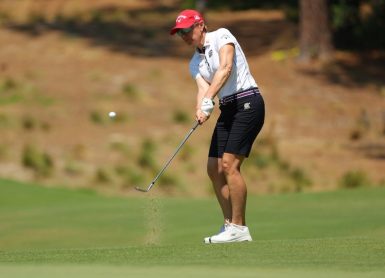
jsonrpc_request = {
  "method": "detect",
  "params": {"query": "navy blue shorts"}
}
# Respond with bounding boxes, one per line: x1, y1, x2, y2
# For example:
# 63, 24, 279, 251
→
208, 92, 265, 158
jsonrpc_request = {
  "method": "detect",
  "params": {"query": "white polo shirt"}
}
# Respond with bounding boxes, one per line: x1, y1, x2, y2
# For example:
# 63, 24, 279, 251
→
189, 28, 258, 100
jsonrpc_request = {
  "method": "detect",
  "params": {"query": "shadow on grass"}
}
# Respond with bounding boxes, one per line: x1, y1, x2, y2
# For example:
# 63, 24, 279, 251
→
3, 4, 383, 88
212, 18, 297, 57
5, 5, 177, 57
298, 52, 385, 89
3, 5, 294, 58
350, 142, 385, 160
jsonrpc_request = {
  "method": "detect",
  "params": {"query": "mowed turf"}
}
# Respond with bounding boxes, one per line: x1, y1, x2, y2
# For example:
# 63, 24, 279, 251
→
0, 179, 384, 278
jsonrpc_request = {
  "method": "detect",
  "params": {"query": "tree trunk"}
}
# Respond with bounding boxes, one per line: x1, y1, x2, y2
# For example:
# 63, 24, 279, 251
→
196, 0, 207, 14
299, 0, 333, 63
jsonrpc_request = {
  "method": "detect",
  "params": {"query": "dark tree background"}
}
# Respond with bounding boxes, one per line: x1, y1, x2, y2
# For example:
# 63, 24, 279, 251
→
186, 0, 385, 61
299, 0, 333, 62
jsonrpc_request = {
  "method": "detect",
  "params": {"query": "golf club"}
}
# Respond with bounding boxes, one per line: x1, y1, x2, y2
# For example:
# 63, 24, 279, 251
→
135, 121, 200, 192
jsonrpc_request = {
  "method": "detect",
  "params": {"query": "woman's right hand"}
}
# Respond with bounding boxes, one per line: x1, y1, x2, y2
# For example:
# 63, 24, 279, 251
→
196, 109, 209, 124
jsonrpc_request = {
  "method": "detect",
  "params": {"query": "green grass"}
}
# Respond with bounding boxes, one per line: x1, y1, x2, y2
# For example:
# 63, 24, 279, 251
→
0, 179, 384, 277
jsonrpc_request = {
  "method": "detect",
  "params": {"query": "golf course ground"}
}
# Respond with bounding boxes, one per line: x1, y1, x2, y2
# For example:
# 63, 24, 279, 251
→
0, 179, 384, 277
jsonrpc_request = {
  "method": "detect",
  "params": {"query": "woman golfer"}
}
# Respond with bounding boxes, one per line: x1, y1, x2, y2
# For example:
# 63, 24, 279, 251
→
170, 10, 265, 243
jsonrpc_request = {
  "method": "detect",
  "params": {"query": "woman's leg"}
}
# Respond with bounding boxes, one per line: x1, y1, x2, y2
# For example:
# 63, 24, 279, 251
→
207, 157, 232, 221
221, 153, 246, 226
204, 153, 252, 244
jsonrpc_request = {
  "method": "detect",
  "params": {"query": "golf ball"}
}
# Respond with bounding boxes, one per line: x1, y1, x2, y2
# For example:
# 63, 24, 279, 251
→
108, 111, 116, 118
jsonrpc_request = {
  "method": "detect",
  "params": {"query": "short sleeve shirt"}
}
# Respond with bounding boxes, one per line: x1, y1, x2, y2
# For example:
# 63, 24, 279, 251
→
189, 28, 258, 99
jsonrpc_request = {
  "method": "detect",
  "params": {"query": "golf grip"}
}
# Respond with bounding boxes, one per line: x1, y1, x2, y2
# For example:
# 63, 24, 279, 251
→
149, 121, 199, 188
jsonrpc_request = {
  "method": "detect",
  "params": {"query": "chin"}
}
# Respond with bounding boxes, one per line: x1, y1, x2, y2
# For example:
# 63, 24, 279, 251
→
184, 40, 192, 46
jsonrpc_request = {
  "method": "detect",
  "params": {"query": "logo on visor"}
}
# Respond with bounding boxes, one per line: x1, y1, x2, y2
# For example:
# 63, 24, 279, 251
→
176, 15, 187, 23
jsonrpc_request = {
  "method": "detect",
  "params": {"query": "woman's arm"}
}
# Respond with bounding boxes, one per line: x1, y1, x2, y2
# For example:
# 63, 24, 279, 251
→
196, 76, 210, 110
197, 43, 235, 122
195, 76, 210, 123
204, 43, 234, 99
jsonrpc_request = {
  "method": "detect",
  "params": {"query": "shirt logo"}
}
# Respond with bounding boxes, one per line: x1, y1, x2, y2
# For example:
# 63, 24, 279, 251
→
208, 49, 213, 58
221, 34, 230, 40
244, 102, 251, 110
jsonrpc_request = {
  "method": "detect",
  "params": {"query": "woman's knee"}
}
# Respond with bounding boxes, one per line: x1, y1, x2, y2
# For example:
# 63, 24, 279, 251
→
222, 155, 242, 176
221, 158, 233, 176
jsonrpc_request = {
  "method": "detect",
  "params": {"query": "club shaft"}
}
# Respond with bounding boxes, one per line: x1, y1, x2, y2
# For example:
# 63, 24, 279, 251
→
149, 121, 199, 188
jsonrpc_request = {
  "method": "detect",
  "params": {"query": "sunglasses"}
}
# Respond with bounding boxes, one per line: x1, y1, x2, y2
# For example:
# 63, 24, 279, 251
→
177, 25, 195, 36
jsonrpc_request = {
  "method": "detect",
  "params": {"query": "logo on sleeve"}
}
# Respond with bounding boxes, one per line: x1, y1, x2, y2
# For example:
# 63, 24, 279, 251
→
221, 34, 230, 40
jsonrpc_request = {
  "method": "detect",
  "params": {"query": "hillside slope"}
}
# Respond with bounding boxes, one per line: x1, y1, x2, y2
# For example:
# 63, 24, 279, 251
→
0, 0, 384, 195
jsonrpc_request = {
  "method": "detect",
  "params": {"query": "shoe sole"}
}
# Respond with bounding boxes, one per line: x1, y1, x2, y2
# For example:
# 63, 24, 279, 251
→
204, 236, 252, 244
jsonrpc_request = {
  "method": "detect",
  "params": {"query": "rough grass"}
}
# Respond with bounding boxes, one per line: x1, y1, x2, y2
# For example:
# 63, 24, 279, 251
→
0, 179, 384, 277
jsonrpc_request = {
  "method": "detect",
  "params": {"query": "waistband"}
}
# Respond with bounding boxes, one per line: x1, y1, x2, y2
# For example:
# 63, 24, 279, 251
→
219, 87, 260, 106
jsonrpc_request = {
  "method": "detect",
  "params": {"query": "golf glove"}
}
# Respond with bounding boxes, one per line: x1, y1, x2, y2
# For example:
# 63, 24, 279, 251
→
200, 97, 215, 116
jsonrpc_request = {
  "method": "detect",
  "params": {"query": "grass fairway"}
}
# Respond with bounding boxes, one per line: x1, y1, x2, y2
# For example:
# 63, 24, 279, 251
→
0, 179, 384, 277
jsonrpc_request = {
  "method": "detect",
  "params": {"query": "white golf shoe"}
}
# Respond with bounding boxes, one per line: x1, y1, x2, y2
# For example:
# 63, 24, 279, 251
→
203, 220, 230, 243
204, 223, 252, 244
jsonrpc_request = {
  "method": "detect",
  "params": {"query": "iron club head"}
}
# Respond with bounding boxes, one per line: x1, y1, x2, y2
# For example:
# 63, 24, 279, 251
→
135, 182, 155, 193
135, 186, 149, 193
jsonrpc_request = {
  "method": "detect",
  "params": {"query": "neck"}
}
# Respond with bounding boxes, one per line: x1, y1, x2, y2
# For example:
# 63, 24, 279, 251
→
197, 31, 206, 51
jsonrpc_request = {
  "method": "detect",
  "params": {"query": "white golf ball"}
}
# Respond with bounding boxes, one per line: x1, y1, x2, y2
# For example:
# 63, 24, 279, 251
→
108, 111, 116, 118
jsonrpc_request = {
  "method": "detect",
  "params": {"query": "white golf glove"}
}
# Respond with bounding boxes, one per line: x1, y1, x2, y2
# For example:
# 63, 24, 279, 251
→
200, 97, 215, 116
